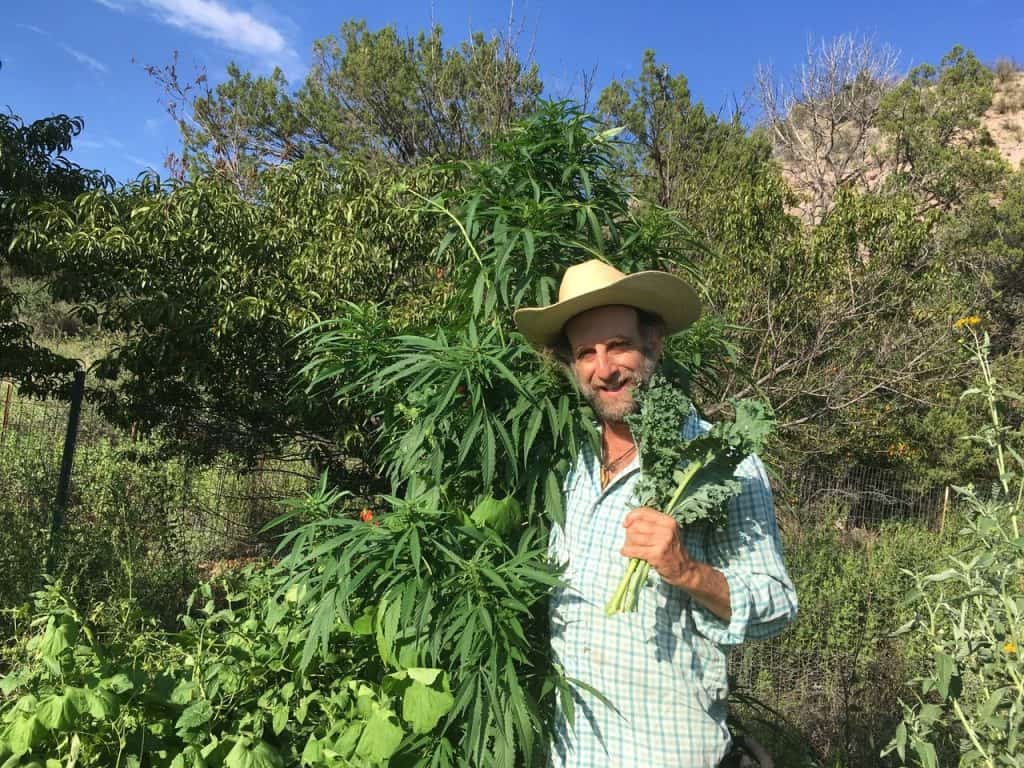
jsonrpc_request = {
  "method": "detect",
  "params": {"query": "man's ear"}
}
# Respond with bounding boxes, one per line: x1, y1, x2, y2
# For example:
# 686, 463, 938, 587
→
651, 332, 664, 360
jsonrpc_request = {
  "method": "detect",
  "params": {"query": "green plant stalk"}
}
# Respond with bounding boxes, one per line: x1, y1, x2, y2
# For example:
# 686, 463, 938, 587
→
605, 458, 705, 615
952, 698, 996, 768
402, 186, 506, 347
973, 329, 1009, 495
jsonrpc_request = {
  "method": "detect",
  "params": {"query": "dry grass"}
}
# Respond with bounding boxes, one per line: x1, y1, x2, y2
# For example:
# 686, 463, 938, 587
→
994, 56, 1022, 84
984, 70, 1024, 169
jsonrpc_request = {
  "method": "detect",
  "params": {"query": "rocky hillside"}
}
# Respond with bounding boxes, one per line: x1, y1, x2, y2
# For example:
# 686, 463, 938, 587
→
984, 68, 1024, 169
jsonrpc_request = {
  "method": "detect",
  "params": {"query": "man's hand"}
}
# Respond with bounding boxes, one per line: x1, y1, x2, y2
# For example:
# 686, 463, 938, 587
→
620, 507, 696, 587
621, 507, 733, 622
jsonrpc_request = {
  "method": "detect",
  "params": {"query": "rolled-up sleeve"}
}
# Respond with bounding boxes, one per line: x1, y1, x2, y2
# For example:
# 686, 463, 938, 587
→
690, 454, 798, 646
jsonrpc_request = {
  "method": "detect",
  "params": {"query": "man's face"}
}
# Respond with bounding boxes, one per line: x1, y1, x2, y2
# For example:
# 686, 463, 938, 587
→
564, 305, 660, 424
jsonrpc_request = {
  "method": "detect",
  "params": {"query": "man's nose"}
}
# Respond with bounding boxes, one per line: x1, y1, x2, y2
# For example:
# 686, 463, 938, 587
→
594, 347, 615, 379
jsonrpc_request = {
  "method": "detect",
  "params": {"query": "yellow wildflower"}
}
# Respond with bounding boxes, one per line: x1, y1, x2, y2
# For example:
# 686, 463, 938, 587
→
1004, 641, 1018, 655
953, 315, 982, 329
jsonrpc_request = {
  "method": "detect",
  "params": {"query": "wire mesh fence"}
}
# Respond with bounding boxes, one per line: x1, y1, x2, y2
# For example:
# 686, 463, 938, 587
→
775, 463, 949, 531
726, 463, 951, 762
0, 379, 316, 619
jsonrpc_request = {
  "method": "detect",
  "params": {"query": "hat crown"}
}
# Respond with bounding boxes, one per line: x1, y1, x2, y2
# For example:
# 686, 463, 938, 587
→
558, 260, 626, 302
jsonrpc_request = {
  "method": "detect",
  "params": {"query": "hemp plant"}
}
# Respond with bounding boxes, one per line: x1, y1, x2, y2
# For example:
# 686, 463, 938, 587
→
885, 320, 1024, 768
287, 102, 720, 766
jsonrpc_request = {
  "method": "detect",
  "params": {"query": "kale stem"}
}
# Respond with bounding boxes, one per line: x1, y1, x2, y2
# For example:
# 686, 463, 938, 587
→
664, 459, 704, 517
606, 558, 638, 615
625, 560, 649, 612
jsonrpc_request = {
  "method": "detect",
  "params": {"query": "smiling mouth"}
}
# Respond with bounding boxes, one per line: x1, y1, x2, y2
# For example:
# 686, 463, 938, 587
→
599, 380, 630, 395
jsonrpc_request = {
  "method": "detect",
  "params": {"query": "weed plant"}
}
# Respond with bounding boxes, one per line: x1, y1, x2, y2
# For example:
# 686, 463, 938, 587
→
886, 325, 1024, 767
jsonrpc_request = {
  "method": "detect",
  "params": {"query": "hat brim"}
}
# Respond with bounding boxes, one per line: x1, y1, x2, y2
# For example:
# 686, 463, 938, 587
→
513, 271, 702, 349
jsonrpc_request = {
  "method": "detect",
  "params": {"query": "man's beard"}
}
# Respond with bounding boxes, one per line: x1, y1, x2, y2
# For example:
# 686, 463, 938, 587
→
577, 352, 658, 424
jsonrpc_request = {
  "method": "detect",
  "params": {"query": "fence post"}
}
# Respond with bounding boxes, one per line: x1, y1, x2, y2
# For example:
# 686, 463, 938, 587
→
1, 381, 11, 443
46, 368, 86, 574
940, 485, 950, 533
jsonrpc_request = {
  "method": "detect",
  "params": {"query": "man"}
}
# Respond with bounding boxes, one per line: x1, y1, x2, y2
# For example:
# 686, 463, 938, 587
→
514, 260, 798, 768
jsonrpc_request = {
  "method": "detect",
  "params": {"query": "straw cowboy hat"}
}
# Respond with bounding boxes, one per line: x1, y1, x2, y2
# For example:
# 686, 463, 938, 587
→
513, 259, 702, 348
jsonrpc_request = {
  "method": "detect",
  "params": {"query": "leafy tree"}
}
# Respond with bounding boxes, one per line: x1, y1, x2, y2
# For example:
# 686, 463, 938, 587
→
0, 111, 110, 394
153, 21, 543, 189
934, 166, 1024, 353
16, 159, 445, 470
876, 45, 1008, 211
597, 50, 778, 221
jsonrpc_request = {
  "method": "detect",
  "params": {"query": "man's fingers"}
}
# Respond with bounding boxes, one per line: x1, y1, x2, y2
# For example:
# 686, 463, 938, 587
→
624, 507, 675, 527
623, 521, 660, 538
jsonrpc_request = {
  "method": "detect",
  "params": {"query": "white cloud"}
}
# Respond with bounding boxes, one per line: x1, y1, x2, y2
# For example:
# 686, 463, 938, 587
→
74, 137, 127, 150
16, 23, 49, 35
60, 45, 109, 74
141, 0, 290, 58
94, 0, 127, 10
144, 118, 162, 136
127, 154, 160, 169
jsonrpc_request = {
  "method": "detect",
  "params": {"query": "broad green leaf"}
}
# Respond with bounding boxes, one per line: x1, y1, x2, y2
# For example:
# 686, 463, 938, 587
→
224, 739, 284, 768
100, 674, 134, 695
402, 677, 455, 734
176, 700, 213, 733
355, 708, 404, 764
35, 694, 77, 731
3, 715, 45, 756
300, 735, 322, 766
272, 704, 288, 736
912, 740, 938, 768
935, 652, 955, 700
470, 495, 522, 537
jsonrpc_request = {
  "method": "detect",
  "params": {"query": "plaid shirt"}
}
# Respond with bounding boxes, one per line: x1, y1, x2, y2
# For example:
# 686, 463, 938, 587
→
548, 411, 797, 768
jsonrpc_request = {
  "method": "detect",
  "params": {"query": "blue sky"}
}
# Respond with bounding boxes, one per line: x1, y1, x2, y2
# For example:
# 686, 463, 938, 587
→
2, 0, 1022, 182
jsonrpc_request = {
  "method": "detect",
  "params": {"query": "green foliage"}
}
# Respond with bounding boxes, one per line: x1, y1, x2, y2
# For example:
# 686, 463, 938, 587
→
935, 166, 1024, 353
162, 20, 543, 186
301, 102, 714, 516
729, 513, 952, 765
0, 406, 310, 631
607, 373, 775, 614
14, 158, 443, 465
887, 329, 1024, 766
0, 571, 455, 767
627, 374, 774, 527
1, 111, 109, 394
270, 483, 560, 767
292, 102, 719, 764
597, 50, 782, 220
877, 45, 1008, 211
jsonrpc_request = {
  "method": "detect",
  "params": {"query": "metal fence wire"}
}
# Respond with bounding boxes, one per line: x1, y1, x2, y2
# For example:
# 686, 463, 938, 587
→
0, 380, 314, 568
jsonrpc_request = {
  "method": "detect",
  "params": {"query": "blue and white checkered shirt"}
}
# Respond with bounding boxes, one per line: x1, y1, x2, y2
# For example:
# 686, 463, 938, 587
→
549, 411, 797, 768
